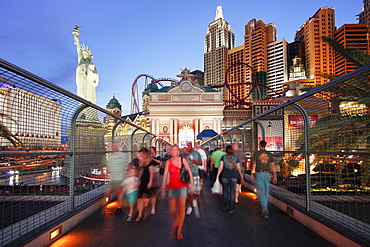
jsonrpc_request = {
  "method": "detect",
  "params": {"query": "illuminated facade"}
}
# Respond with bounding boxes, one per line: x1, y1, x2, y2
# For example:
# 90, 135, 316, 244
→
147, 69, 224, 145
0, 82, 62, 150
225, 19, 277, 107
334, 24, 370, 76
226, 45, 247, 107
295, 7, 336, 86
104, 69, 224, 148
245, 19, 276, 83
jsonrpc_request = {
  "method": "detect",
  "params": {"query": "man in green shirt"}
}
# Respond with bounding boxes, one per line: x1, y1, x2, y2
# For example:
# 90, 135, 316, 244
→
210, 147, 226, 184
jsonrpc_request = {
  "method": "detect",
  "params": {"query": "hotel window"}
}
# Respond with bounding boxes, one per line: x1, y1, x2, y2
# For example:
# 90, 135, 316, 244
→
255, 106, 261, 115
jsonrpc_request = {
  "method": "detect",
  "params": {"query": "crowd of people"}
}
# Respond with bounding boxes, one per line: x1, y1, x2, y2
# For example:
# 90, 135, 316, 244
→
107, 140, 277, 240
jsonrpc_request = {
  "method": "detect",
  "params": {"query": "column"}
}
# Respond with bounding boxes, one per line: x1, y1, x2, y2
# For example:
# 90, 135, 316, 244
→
200, 118, 203, 132
151, 118, 155, 135
170, 118, 173, 144
194, 118, 198, 142
156, 119, 160, 137
174, 119, 178, 144
218, 118, 222, 134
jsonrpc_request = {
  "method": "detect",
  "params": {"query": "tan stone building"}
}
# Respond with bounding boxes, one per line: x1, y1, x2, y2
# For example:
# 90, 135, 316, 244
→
146, 69, 224, 146
104, 69, 224, 149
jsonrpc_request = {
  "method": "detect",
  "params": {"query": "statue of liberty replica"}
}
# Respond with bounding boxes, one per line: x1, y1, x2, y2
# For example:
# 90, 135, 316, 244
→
72, 25, 99, 104
62, 26, 107, 182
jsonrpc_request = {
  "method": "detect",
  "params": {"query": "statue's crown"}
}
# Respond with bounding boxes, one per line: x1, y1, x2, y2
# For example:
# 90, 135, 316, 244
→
81, 43, 92, 54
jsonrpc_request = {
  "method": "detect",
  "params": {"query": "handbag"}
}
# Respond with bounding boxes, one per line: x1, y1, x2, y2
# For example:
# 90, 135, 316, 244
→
211, 180, 223, 195
180, 158, 190, 182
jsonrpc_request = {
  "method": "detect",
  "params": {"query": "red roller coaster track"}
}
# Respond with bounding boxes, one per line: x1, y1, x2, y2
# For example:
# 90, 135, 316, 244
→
211, 62, 282, 108
131, 63, 283, 113
131, 74, 178, 113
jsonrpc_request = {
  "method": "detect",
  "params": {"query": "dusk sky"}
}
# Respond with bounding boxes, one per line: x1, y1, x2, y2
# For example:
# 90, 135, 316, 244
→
1, 0, 363, 115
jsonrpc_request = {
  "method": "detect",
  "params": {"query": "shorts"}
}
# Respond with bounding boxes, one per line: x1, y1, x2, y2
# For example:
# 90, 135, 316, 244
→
168, 187, 188, 199
198, 169, 205, 179
125, 190, 138, 205
150, 186, 159, 194
191, 176, 201, 195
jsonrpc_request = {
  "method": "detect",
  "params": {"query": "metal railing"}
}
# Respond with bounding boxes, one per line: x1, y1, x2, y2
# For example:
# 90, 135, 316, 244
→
202, 64, 370, 244
0, 59, 167, 246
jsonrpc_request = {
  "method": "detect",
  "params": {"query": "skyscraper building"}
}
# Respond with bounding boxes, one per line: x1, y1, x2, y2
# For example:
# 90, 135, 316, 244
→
204, 6, 235, 91
245, 19, 276, 101
226, 44, 247, 107
295, 7, 336, 86
245, 19, 276, 82
267, 39, 289, 97
358, 0, 370, 26
225, 19, 277, 107
334, 24, 370, 76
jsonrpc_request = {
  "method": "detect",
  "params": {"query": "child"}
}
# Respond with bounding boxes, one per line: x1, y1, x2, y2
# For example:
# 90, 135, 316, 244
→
121, 168, 139, 221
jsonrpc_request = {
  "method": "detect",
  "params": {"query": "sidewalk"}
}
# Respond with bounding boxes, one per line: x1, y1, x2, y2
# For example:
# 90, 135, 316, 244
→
50, 179, 334, 247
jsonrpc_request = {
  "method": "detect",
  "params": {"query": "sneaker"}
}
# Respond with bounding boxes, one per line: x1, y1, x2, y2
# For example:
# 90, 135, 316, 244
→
127, 214, 133, 221
115, 208, 122, 215
229, 210, 234, 214
261, 212, 269, 219
186, 207, 192, 215
192, 199, 197, 207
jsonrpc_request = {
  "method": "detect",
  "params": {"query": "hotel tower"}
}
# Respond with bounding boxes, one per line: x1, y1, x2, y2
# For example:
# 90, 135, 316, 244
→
204, 6, 235, 91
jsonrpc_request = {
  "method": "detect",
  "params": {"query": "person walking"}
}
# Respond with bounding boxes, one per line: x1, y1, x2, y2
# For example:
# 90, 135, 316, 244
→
251, 140, 277, 218
216, 145, 244, 214
104, 143, 126, 215
195, 142, 207, 192
210, 147, 226, 184
149, 146, 161, 215
184, 142, 202, 216
161, 145, 194, 240
232, 142, 245, 204
121, 168, 139, 221
135, 149, 156, 222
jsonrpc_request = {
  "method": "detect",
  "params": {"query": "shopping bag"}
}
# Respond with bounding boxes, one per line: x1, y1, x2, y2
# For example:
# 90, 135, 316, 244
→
211, 180, 223, 195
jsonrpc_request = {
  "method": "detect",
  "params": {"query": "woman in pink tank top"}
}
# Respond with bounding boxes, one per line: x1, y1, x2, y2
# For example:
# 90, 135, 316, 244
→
161, 145, 193, 240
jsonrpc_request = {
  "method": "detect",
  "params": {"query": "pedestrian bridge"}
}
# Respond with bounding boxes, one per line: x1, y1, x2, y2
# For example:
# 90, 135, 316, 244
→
0, 59, 369, 246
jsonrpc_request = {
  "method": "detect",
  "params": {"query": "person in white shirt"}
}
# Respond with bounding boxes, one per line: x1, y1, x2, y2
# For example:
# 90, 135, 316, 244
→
195, 142, 208, 191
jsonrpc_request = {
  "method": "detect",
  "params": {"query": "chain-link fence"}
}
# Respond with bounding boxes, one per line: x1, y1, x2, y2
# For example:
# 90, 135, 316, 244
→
203, 64, 370, 245
0, 59, 167, 246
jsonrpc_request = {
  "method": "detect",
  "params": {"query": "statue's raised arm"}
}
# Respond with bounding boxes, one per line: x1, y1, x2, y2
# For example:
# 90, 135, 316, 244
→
72, 26, 99, 104
72, 26, 83, 63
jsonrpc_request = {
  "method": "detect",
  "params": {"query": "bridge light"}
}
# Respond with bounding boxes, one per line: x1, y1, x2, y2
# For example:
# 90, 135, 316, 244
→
50, 226, 62, 240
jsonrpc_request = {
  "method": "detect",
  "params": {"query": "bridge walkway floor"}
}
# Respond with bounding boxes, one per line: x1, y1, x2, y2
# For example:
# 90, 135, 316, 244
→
50, 178, 334, 247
